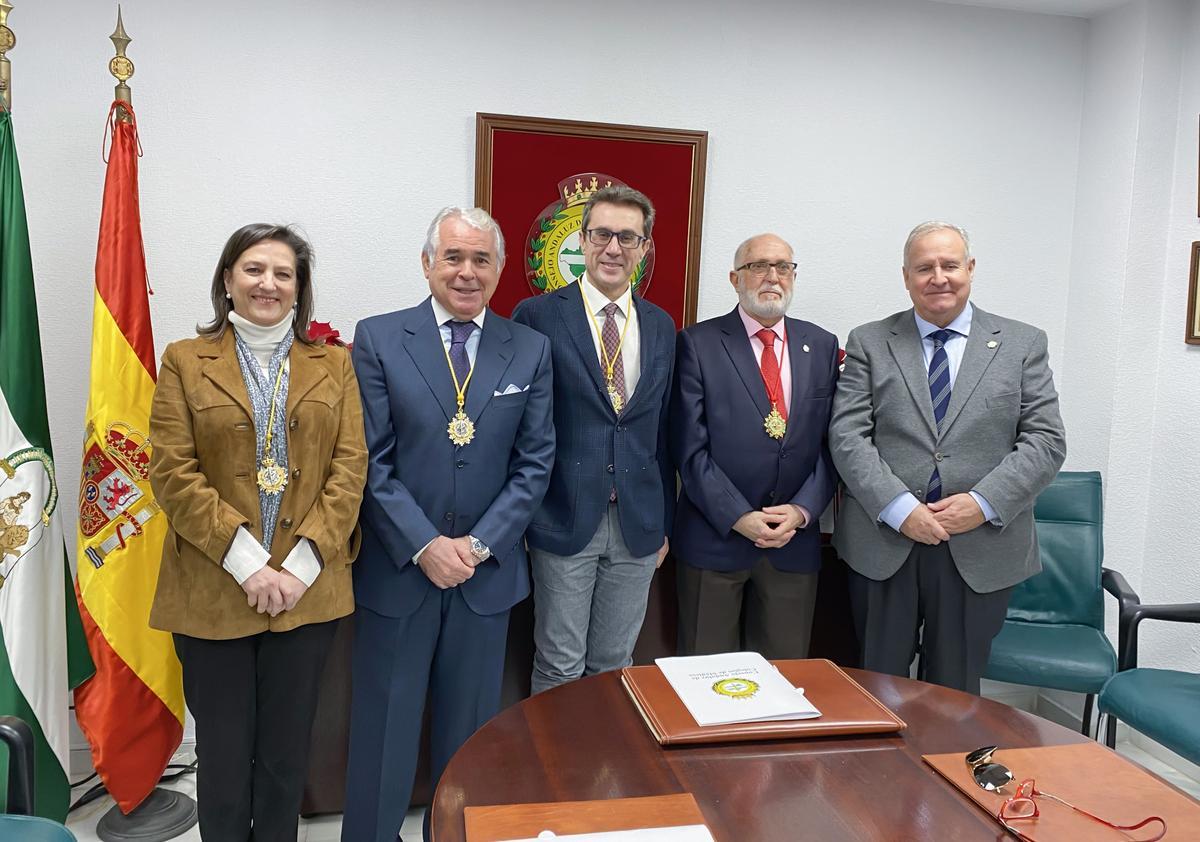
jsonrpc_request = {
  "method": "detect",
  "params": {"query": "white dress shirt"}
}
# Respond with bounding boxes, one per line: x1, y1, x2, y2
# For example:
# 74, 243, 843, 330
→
430, 296, 486, 366
579, 275, 641, 398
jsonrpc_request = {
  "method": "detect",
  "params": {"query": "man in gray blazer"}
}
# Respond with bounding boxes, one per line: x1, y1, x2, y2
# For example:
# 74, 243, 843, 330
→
829, 221, 1066, 694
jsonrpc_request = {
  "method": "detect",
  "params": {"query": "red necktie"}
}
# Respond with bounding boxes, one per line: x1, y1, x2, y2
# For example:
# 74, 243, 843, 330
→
756, 328, 787, 421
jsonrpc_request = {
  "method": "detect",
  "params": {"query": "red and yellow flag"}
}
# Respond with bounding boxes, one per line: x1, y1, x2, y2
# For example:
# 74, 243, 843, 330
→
74, 101, 184, 814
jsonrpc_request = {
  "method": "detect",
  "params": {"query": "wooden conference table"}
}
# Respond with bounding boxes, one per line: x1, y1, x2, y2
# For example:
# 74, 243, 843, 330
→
430, 668, 1096, 841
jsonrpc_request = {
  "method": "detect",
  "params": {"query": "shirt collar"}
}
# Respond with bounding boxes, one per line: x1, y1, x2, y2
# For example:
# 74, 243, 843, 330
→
579, 274, 631, 317
914, 301, 973, 340
430, 296, 486, 330
738, 304, 786, 343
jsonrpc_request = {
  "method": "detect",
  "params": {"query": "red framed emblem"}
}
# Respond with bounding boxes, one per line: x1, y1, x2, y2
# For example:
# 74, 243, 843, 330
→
475, 113, 707, 328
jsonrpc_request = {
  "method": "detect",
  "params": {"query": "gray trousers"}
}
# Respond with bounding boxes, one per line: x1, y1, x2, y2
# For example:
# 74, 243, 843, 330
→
677, 556, 818, 660
530, 502, 657, 694
848, 541, 1012, 695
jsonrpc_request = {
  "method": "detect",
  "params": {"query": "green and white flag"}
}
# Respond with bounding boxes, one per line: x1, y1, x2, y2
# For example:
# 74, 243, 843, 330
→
0, 109, 93, 821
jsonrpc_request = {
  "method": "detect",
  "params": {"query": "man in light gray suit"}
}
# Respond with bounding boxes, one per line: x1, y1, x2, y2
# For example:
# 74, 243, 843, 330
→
830, 221, 1066, 694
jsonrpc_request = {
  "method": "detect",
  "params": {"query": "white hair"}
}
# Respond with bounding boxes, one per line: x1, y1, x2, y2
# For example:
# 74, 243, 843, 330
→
423, 206, 506, 264
903, 220, 972, 266
733, 233, 793, 269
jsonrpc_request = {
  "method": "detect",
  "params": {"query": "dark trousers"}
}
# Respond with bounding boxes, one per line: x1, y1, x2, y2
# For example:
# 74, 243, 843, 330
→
342, 590, 510, 842
848, 542, 1011, 695
173, 620, 337, 842
677, 556, 819, 660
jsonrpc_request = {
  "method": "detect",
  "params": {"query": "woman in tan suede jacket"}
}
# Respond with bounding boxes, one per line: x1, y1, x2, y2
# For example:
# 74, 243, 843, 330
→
148, 223, 365, 842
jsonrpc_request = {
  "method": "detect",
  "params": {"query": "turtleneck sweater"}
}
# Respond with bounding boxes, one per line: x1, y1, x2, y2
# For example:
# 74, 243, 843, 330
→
222, 308, 322, 591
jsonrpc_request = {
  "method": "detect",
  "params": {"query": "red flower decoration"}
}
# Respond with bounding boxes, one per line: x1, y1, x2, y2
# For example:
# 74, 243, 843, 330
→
837, 347, 846, 371
307, 320, 349, 348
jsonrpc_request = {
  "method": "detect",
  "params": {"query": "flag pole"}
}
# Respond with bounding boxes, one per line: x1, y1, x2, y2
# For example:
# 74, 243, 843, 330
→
109, 5, 132, 120
0, 1, 15, 109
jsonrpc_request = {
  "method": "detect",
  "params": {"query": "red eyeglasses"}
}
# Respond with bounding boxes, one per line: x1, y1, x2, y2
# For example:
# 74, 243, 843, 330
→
965, 748, 1167, 842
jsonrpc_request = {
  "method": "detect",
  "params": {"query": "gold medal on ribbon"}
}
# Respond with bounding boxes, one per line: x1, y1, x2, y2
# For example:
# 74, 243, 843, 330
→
441, 330, 477, 447
607, 384, 624, 413
257, 363, 289, 496
584, 285, 633, 416
764, 405, 787, 440
447, 409, 476, 447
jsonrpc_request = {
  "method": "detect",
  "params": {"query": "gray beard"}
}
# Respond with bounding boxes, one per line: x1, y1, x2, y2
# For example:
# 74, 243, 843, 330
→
737, 282, 792, 321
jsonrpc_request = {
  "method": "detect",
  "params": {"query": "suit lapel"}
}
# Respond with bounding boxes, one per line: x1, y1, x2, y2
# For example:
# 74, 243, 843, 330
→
939, 307, 1002, 436
200, 331, 253, 417
285, 341, 329, 418
719, 308, 773, 419
559, 283, 610, 399
464, 313, 514, 422
886, 311, 939, 438
781, 317, 809, 447
402, 300, 457, 422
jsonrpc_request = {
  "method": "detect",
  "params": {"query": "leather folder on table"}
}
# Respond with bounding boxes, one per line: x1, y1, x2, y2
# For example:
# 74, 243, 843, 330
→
464, 792, 709, 842
924, 742, 1200, 837
620, 658, 906, 746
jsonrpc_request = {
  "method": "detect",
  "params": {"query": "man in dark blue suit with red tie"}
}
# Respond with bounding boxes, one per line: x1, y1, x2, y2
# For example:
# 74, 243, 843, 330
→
344, 207, 554, 841
671, 233, 838, 659
512, 185, 675, 694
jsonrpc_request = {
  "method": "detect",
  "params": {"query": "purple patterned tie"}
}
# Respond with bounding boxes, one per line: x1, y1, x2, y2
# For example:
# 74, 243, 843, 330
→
602, 303, 627, 407
447, 320, 475, 385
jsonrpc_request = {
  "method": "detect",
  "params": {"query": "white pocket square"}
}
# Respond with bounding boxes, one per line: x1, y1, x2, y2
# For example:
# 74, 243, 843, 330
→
493, 384, 529, 396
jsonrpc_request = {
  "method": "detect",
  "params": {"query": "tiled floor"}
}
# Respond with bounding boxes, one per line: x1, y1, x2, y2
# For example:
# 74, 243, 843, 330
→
64, 728, 1199, 841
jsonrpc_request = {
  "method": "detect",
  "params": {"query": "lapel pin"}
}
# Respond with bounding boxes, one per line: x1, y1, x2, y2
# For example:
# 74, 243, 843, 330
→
802, 344, 810, 353
987, 340, 998, 349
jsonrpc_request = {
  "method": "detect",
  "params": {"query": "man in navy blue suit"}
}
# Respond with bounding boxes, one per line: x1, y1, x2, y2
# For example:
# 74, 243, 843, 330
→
671, 233, 838, 659
512, 185, 675, 694
343, 207, 554, 841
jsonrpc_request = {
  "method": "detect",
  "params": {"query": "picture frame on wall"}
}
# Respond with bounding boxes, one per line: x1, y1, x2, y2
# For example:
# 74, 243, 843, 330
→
474, 113, 707, 328
1188, 241, 1200, 344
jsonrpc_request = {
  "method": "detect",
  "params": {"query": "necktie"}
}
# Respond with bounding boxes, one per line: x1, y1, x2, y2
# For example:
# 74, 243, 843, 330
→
602, 303, 627, 407
447, 320, 475, 386
755, 328, 787, 421
926, 329, 953, 503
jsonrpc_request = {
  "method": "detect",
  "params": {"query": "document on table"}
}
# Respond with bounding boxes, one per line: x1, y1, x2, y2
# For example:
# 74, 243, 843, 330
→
501, 825, 714, 841
654, 652, 821, 726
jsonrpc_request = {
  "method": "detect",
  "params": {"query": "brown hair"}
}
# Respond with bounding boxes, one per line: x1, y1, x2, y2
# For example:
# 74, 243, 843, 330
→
581, 185, 656, 238
197, 223, 317, 344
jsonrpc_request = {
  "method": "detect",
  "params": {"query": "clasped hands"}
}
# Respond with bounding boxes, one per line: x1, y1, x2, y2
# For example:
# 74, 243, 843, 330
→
242, 566, 308, 616
900, 493, 985, 545
733, 504, 807, 549
418, 535, 480, 589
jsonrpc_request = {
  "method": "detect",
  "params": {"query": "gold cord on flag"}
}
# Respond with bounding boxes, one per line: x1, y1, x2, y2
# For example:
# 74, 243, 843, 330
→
583, 284, 633, 412
255, 363, 288, 495
441, 341, 477, 446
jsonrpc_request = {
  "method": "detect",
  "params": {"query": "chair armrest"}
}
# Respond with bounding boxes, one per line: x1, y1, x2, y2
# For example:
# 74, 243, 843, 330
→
0, 715, 36, 815
1118, 601, 1200, 671
1102, 568, 1141, 671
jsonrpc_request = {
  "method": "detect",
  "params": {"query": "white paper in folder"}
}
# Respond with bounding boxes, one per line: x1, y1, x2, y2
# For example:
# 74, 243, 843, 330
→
502, 825, 714, 841
654, 651, 820, 726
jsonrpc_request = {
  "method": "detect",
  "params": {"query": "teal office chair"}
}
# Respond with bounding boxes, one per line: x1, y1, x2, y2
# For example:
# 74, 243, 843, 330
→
0, 716, 77, 841
1098, 600, 1200, 762
983, 471, 1139, 736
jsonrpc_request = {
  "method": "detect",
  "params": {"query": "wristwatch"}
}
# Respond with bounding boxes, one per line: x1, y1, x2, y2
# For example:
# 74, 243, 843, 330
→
469, 535, 491, 565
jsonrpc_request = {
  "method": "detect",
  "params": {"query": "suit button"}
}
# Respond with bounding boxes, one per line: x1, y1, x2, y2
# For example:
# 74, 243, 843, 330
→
934, 452, 944, 462
292, 467, 301, 478
606, 464, 614, 473
456, 460, 465, 468
780, 451, 789, 460
289, 418, 299, 430
768, 491, 777, 500
915, 489, 925, 498
280, 518, 293, 530
444, 512, 454, 522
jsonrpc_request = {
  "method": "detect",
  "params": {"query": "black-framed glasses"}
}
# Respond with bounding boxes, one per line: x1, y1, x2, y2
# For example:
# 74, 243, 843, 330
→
964, 747, 1166, 842
735, 260, 797, 279
584, 228, 648, 249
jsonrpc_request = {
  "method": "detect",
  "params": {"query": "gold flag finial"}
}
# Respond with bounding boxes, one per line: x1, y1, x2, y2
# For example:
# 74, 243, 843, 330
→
109, 5, 134, 120
0, 2, 16, 110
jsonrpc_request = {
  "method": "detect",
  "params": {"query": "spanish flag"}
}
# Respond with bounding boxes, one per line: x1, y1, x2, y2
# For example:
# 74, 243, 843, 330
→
74, 101, 185, 813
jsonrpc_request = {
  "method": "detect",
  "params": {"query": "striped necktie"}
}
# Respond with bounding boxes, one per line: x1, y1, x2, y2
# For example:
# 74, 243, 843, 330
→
926, 329, 954, 503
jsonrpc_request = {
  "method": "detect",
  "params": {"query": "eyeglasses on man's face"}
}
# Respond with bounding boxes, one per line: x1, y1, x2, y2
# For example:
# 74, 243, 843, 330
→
583, 228, 648, 249
736, 260, 798, 279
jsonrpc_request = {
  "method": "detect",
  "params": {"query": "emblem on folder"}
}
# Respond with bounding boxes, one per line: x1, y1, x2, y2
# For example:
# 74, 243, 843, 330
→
525, 173, 656, 297
712, 677, 760, 700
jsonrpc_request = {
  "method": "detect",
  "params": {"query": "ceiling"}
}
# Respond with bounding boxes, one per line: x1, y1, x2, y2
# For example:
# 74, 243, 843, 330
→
932, 0, 1129, 18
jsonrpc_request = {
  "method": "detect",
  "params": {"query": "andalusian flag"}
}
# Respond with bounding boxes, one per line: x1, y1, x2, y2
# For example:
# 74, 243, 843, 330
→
0, 109, 94, 820
74, 101, 184, 813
